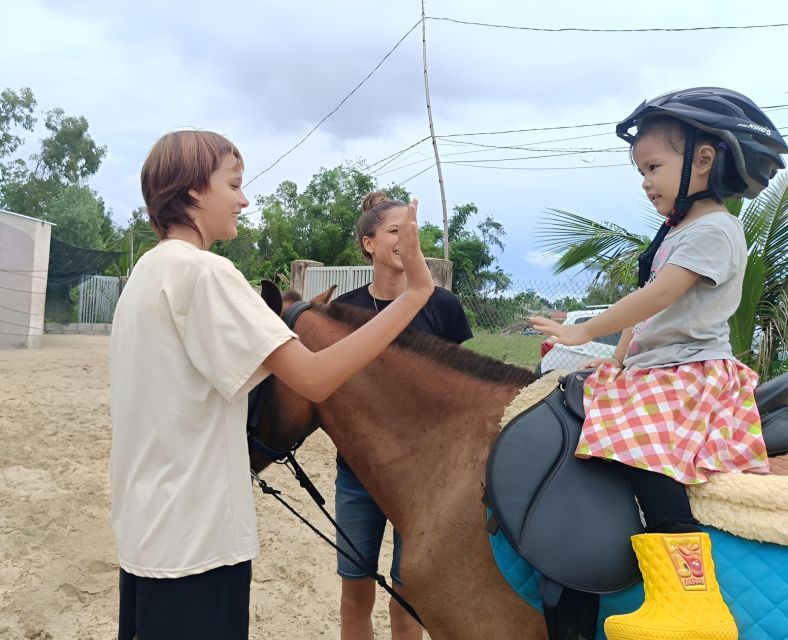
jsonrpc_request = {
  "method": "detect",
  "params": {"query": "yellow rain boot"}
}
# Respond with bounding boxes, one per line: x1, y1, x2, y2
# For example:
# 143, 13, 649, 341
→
605, 532, 738, 640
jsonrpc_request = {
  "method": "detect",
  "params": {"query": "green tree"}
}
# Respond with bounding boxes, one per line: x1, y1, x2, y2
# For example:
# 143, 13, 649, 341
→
730, 174, 788, 372
538, 175, 788, 378
45, 184, 107, 247
257, 180, 311, 280
213, 216, 263, 281
583, 280, 635, 306
256, 163, 410, 280
1, 87, 36, 172
0, 97, 110, 247
300, 163, 378, 265
34, 109, 107, 183
421, 203, 511, 295
105, 207, 160, 276
553, 296, 585, 312
255, 165, 510, 294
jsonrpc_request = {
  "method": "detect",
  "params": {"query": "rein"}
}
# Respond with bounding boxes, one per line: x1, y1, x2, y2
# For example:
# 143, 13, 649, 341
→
248, 299, 424, 627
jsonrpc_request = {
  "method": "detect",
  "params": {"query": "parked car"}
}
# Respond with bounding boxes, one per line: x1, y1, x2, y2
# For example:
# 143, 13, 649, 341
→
536, 307, 622, 376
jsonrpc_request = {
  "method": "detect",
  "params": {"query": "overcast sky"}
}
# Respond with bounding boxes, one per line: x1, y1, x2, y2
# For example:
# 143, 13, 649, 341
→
2, 0, 787, 283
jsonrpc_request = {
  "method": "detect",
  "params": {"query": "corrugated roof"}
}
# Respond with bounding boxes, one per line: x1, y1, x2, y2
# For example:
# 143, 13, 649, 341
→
0, 209, 56, 225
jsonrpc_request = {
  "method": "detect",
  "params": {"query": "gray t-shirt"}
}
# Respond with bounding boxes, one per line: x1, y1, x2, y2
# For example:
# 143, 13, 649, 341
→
624, 211, 746, 370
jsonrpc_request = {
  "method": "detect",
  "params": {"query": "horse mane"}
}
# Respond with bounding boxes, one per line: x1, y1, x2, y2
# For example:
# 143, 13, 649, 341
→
317, 302, 537, 387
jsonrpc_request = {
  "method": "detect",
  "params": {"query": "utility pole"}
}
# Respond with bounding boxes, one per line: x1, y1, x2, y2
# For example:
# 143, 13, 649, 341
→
421, 0, 449, 259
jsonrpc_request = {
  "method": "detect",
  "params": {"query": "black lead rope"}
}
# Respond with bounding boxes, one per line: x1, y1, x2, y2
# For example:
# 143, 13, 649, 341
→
250, 298, 422, 626
251, 456, 424, 628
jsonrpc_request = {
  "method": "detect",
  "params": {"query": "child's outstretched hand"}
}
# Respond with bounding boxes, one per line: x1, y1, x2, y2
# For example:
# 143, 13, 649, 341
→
398, 198, 433, 298
578, 356, 622, 369
529, 315, 592, 347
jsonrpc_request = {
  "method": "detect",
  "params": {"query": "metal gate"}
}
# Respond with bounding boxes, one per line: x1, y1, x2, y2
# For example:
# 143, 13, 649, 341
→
78, 275, 120, 324
303, 265, 373, 301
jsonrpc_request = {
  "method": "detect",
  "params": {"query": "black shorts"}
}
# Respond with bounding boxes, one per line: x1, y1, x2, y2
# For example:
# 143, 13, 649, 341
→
118, 560, 252, 640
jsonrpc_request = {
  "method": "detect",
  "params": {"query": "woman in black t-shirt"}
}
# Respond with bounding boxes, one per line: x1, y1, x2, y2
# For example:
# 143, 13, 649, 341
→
333, 191, 472, 640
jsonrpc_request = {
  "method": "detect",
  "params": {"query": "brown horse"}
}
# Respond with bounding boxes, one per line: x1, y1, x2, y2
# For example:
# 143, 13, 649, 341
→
250, 291, 549, 640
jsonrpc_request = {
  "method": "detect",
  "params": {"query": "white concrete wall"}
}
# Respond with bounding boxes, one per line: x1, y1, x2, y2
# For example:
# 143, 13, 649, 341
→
0, 210, 53, 348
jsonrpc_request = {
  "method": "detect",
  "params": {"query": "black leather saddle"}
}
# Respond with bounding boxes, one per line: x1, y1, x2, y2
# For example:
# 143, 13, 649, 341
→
756, 371, 788, 456
485, 372, 643, 594
485, 370, 788, 595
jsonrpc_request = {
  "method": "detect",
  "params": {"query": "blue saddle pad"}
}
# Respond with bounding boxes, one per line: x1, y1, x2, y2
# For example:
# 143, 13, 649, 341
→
489, 516, 788, 639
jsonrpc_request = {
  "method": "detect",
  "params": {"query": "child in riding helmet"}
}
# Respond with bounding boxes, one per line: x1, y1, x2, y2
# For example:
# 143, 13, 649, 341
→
532, 87, 787, 640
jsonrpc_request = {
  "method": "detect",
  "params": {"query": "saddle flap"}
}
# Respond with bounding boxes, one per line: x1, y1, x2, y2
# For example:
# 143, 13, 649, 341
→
487, 387, 644, 594
487, 390, 566, 540
763, 406, 788, 457
754, 370, 788, 416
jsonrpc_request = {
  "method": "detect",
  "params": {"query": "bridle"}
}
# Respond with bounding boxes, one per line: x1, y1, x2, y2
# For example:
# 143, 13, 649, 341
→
246, 297, 424, 626
247, 300, 313, 461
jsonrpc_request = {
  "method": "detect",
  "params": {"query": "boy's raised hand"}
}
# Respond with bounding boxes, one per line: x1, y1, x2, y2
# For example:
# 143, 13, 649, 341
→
398, 198, 433, 296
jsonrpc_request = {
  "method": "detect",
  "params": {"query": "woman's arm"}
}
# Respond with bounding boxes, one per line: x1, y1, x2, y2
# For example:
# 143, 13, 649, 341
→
262, 200, 434, 402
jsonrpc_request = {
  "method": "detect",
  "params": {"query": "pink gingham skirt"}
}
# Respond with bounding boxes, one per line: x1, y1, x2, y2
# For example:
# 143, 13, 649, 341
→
577, 359, 769, 484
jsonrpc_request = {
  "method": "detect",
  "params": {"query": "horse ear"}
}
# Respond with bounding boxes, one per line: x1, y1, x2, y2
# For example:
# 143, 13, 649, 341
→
311, 285, 337, 305
259, 280, 283, 317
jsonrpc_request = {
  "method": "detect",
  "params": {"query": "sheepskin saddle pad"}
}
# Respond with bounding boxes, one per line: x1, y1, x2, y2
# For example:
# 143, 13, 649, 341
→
484, 370, 788, 594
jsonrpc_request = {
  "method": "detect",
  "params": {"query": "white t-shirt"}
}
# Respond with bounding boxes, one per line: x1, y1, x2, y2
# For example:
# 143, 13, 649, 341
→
625, 211, 746, 369
110, 239, 296, 578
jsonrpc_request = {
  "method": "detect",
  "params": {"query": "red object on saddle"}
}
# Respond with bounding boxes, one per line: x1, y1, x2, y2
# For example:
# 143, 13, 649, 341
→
540, 340, 555, 358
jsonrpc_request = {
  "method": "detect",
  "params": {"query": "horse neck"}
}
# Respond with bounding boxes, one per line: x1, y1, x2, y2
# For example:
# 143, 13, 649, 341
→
299, 311, 524, 529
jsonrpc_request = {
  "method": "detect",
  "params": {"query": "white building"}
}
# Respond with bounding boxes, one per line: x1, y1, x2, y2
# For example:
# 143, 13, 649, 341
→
0, 209, 54, 348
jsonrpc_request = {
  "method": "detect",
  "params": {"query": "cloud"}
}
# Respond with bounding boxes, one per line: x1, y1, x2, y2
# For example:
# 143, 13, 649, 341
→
525, 250, 562, 267
5, 0, 787, 279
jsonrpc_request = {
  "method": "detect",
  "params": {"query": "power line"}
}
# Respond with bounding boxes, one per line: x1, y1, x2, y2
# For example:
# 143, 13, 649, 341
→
0, 302, 44, 317
0, 284, 46, 294
375, 146, 627, 176
427, 16, 788, 33
443, 161, 631, 170
371, 149, 435, 175
395, 164, 436, 187
437, 130, 617, 150
0, 317, 40, 330
370, 148, 433, 176
441, 121, 617, 138
445, 148, 628, 164
438, 137, 618, 152
244, 20, 421, 188
437, 105, 788, 140
0, 269, 51, 280
366, 137, 431, 172
439, 142, 627, 157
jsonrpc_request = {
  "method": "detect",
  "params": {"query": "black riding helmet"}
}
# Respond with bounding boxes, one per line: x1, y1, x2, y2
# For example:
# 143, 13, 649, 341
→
617, 87, 787, 199
618, 88, 788, 287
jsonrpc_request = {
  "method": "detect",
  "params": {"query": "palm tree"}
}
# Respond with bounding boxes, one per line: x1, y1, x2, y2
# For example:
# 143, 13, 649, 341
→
537, 173, 788, 379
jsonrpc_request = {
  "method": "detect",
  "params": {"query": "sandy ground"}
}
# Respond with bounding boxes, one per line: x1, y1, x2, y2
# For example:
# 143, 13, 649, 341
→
0, 335, 404, 639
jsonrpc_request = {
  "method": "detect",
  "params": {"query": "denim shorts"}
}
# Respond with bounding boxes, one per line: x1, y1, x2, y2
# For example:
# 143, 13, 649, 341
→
335, 462, 403, 584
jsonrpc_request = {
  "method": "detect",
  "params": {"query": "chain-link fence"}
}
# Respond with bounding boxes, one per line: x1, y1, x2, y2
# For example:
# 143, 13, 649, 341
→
457, 279, 626, 375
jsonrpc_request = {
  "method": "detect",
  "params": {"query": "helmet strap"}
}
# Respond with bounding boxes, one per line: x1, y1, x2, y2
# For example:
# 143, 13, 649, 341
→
637, 125, 712, 287
670, 126, 698, 224
637, 224, 670, 287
